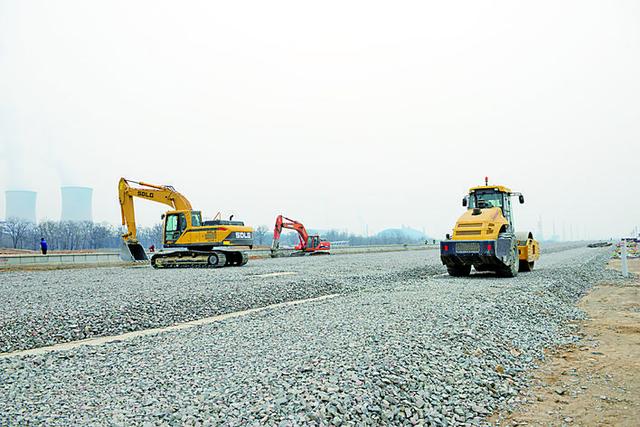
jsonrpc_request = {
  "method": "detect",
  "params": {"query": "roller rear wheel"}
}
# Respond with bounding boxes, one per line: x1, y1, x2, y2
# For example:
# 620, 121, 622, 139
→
497, 238, 519, 278
519, 260, 534, 272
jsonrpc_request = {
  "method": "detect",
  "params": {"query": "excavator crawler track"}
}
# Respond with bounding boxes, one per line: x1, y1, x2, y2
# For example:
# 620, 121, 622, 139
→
150, 250, 247, 269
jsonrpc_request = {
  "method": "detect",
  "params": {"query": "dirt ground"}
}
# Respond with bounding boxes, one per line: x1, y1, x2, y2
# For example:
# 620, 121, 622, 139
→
497, 259, 640, 426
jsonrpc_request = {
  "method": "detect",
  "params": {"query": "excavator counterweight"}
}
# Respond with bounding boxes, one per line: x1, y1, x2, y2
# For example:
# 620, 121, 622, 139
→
118, 178, 254, 268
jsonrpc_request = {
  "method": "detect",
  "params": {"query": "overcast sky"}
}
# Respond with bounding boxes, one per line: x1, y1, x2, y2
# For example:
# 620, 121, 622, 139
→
1, 0, 639, 239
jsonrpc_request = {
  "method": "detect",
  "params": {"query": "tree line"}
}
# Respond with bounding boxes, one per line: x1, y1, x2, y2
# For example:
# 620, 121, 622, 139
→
1, 218, 426, 252
252, 226, 427, 246
0, 218, 163, 251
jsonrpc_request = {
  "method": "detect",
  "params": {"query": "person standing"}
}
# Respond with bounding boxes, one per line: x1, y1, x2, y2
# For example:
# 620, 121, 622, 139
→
40, 237, 48, 255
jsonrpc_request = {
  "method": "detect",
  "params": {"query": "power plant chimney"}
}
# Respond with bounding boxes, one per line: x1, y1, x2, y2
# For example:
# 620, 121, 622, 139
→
60, 186, 93, 222
5, 190, 37, 223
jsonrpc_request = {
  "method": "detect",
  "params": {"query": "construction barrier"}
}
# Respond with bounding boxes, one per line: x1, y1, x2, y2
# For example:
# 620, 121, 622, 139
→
0, 253, 122, 268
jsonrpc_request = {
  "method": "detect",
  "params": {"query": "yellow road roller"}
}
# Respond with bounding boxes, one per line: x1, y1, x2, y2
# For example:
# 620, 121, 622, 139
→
440, 178, 540, 277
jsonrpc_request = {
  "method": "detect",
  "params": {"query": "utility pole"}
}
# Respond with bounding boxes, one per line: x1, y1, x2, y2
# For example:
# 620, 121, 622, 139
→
621, 238, 629, 278
365, 224, 369, 246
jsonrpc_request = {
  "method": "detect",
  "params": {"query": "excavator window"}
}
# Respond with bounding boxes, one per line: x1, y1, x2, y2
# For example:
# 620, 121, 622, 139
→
166, 215, 178, 232
165, 214, 179, 241
165, 214, 187, 241
178, 214, 187, 232
191, 211, 202, 227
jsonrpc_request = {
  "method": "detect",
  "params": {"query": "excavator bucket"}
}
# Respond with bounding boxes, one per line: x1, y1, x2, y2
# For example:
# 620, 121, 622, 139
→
119, 241, 149, 261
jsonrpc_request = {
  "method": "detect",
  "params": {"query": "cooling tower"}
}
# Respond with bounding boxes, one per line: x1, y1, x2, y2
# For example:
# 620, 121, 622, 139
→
5, 191, 37, 223
60, 186, 93, 222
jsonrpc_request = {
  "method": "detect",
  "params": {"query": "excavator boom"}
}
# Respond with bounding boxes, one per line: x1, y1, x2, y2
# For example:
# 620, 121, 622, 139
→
119, 178, 192, 242
272, 215, 309, 250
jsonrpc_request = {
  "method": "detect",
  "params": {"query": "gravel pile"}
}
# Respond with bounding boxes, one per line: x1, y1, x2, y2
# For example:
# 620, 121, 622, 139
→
0, 250, 443, 353
0, 246, 625, 426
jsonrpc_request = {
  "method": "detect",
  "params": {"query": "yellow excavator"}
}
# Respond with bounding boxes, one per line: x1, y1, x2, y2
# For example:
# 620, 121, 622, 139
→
440, 178, 539, 277
119, 178, 254, 268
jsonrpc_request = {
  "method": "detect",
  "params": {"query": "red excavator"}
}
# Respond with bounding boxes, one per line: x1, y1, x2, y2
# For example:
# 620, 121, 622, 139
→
270, 215, 331, 257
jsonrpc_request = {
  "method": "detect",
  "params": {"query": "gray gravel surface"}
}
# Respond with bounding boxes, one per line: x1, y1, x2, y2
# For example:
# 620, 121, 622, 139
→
0, 245, 626, 426
0, 249, 443, 353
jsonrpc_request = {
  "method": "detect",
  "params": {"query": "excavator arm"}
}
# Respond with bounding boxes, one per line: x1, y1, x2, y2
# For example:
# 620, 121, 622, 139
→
118, 178, 192, 242
271, 215, 310, 252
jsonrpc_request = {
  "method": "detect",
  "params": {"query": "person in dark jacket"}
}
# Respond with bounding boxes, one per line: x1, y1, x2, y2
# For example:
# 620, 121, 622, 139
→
40, 238, 48, 255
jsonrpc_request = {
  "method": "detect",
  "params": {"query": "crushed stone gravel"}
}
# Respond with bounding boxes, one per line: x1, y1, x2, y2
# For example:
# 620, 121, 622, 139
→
0, 245, 627, 426
0, 250, 443, 353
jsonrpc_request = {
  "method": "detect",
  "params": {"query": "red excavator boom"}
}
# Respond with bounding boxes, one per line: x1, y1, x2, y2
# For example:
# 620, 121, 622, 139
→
271, 215, 330, 257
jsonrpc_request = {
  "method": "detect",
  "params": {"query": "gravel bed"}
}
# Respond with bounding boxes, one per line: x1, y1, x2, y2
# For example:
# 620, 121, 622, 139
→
0, 246, 626, 426
0, 250, 443, 353
537, 241, 597, 255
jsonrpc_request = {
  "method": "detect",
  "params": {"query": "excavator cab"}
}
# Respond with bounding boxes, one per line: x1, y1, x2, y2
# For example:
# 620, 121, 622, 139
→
163, 211, 194, 243
305, 235, 330, 253
307, 236, 319, 250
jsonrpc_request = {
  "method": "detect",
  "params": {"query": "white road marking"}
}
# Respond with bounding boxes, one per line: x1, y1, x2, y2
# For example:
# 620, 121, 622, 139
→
252, 271, 297, 278
0, 293, 339, 359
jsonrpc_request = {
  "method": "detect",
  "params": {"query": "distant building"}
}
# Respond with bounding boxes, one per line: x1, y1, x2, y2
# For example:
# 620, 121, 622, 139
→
60, 186, 93, 222
5, 190, 37, 223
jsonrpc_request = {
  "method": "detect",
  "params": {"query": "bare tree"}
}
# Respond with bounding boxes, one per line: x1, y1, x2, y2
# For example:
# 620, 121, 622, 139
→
137, 223, 164, 249
254, 225, 270, 245
89, 223, 119, 249
2, 218, 34, 248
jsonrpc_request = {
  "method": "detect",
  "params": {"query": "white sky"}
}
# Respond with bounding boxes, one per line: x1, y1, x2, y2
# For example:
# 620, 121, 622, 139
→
1, 0, 639, 239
